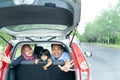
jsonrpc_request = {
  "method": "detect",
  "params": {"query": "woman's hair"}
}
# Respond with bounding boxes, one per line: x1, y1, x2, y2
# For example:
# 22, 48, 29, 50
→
39, 49, 51, 58
21, 44, 32, 51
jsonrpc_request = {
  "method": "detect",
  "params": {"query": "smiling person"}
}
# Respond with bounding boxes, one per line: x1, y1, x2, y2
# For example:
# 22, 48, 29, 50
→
0, 44, 39, 67
51, 44, 74, 72
38, 49, 52, 70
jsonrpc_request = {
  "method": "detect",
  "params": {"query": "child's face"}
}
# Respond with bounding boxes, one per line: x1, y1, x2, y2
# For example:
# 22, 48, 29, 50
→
24, 46, 33, 56
41, 54, 48, 61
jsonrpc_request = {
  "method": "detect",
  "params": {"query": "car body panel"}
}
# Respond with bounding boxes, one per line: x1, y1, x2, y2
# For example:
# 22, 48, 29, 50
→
71, 42, 90, 80
0, 0, 90, 80
0, 0, 81, 37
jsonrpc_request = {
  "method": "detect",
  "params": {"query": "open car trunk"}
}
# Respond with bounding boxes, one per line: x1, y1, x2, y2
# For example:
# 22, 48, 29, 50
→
0, 0, 81, 38
8, 61, 75, 80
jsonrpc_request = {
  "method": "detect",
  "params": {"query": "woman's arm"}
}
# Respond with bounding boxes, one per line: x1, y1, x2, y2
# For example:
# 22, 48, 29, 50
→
0, 54, 25, 66
11, 55, 25, 66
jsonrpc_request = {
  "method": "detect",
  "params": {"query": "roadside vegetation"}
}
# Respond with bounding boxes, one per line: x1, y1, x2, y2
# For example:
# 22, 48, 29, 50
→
77, 0, 120, 48
0, 30, 12, 51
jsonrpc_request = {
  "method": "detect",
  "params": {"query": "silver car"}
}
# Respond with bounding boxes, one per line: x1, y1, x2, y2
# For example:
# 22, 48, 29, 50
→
0, 0, 90, 80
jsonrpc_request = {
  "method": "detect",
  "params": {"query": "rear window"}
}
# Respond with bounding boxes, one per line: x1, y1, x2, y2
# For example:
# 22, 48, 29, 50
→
5, 24, 68, 32
14, 42, 69, 59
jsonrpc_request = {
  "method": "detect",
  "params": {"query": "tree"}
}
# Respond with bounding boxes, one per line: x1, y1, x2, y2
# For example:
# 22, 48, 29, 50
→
83, 1, 120, 44
0, 30, 12, 50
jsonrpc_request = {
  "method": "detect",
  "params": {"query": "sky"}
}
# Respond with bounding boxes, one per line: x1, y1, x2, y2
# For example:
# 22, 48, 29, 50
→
78, 0, 118, 35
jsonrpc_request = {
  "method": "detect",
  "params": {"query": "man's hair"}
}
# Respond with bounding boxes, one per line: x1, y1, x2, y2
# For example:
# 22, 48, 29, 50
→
51, 44, 63, 49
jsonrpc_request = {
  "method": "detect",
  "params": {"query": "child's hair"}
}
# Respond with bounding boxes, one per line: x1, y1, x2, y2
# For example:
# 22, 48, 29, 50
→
39, 49, 51, 59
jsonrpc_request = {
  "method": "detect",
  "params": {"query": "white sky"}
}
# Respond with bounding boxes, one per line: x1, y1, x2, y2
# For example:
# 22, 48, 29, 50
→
78, 0, 118, 35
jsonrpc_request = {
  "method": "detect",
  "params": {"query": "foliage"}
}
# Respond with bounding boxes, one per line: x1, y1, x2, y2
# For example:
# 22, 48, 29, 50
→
0, 30, 12, 50
82, 1, 120, 44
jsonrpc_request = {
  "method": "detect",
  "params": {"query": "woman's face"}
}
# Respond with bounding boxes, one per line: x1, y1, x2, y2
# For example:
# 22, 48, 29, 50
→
24, 46, 33, 56
41, 54, 48, 61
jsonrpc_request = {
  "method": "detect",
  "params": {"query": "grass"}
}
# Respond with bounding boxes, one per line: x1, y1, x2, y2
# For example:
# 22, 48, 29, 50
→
84, 42, 120, 48
97, 43, 120, 48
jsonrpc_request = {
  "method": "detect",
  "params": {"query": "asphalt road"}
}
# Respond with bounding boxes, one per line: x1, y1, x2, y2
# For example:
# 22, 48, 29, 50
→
81, 43, 120, 80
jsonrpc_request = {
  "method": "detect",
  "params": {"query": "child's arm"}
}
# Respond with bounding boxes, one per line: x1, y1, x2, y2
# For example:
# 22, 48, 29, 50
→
34, 54, 40, 64
34, 59, 39, 64
43, 58, 52, 70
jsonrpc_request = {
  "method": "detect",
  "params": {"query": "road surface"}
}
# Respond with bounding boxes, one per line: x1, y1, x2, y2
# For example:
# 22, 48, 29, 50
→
81, 43, 120, 80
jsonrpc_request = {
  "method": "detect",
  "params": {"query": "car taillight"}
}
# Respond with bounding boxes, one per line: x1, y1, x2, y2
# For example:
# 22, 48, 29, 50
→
81, 71, 89, 80
80, 61, 90, 80
0, 61, 2, 78
80, 61, 89, 70
0, 61, 2, 68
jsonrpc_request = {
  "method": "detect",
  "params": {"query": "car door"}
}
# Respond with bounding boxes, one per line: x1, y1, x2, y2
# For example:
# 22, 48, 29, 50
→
71, 42, 90, 80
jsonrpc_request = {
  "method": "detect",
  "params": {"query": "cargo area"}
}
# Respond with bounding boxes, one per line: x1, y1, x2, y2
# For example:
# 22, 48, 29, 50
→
7, 61, 76, 80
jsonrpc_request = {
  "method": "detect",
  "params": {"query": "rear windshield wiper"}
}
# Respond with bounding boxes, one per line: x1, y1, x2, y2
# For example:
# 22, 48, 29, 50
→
25, 37, 34, 41
47, 36, 56, 41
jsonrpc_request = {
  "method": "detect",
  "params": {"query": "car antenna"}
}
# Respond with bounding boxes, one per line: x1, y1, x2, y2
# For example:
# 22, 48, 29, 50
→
69, 28, 77, 47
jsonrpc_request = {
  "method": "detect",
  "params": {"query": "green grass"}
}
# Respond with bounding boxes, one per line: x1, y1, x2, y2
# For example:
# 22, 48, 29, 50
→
97, 43, 120, 48
87, 42, 120, 48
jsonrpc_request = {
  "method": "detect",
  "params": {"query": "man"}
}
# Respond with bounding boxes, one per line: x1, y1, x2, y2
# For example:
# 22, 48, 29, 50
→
51, 44, 74, 72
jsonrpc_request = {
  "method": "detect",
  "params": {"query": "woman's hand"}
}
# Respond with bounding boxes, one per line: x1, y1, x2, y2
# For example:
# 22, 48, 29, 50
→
0, 54, 4, 60
58, 60, 74, 72
1, 54, 11, 64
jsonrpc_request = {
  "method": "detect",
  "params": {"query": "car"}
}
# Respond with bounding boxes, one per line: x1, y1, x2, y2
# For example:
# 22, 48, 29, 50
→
0, 0, 91, 80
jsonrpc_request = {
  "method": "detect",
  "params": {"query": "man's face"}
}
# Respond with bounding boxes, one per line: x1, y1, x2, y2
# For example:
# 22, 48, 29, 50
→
52, 45, 63, 58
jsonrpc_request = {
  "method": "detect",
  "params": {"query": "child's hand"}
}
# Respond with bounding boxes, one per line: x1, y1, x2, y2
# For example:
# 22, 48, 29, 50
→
43, 66, 47, 70
34, 59, 39, 64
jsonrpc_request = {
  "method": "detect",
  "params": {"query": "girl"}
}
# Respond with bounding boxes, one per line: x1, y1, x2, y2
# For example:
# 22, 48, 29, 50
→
39, 49, 52, 70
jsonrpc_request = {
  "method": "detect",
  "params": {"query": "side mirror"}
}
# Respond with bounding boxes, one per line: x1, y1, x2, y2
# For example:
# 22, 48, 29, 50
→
84, 51, 92, 57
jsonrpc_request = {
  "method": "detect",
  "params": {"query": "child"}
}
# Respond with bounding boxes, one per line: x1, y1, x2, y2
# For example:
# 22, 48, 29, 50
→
0, 44, 39, 66
39, 49, 52, 70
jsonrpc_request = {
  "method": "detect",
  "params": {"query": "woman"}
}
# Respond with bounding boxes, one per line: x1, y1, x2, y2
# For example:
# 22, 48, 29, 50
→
0, 44, 38, 67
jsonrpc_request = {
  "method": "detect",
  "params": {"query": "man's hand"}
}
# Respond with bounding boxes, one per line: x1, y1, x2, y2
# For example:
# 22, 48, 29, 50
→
58, 60, 74, 72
